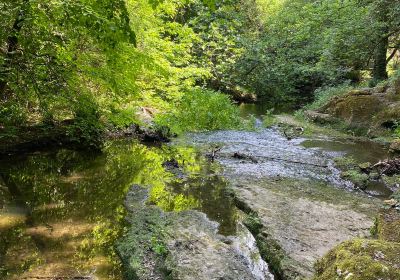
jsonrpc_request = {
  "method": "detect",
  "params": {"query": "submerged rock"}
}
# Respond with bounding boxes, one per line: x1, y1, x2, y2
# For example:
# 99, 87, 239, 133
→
117, 185, 274, 280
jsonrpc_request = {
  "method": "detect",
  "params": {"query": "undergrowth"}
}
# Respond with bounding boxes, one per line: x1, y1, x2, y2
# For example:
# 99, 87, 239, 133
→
154, 88, 243, 134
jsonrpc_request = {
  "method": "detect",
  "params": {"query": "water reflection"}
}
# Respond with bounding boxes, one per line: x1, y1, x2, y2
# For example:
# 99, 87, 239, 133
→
0, 140, 237, 279
301, 139, 390, 163
301, 139, 393, 198
238, 102, 293, 119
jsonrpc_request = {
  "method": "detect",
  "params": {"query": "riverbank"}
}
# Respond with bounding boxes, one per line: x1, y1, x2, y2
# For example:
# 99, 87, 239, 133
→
298, 75, 400, 152
0, 122, 170, 157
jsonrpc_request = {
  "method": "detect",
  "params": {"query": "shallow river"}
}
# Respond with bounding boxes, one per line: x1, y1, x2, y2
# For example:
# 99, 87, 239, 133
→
0, 104, 392, 279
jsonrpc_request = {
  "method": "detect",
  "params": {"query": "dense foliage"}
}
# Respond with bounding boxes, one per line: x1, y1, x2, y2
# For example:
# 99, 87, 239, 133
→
234, 0, 400, 103
1, 0, 399, 144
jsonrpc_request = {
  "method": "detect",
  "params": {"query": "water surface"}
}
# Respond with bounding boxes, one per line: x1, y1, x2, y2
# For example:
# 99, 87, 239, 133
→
0, 140, 236, 279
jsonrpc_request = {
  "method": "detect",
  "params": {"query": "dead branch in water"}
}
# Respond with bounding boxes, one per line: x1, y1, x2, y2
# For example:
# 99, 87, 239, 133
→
206, 145, 222, 162
372, 158, 400, 176
230, 152, 328, 168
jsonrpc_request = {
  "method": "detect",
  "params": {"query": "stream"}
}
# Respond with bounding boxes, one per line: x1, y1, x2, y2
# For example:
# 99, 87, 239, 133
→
0, 104, 393, 280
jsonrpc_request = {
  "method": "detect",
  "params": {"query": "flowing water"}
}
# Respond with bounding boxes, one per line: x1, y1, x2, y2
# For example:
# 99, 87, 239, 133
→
0, 103, 393, 279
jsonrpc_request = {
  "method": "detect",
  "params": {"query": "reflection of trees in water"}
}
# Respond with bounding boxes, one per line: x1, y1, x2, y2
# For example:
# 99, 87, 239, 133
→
0, 140, 168, 279
0, 140, 237, 279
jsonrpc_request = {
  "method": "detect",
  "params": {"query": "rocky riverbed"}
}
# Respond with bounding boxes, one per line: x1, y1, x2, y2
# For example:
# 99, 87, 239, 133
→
178, 128, 385, 279
117, 126, 392, 279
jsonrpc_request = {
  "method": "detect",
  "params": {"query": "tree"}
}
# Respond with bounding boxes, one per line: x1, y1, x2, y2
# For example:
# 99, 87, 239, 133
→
369, 0, 400, 82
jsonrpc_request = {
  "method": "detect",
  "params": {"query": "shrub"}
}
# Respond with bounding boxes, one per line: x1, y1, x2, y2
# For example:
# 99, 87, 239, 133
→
66, 95, 104, 149
155, 88, 242, 134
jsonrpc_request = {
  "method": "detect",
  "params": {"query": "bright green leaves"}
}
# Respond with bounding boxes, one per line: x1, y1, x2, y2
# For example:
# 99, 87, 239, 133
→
0, 0, 137, 130
155, 88, 242, 134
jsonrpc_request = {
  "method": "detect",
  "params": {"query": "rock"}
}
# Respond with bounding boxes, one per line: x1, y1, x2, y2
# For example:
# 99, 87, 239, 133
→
314, 239, 400, 280
377, 208, 400, 243
347, 89, 373, 96
390, 139, 400, 153
316, 82, 400, 137
117, 185, 274, 280
231, 179, 377, 279
233, 152, 259, 163
322, 92, 384, 130
184, 124, 381, 279
382, 175, 400, 190
384, 199, 398, 207
304, 110, 338, 124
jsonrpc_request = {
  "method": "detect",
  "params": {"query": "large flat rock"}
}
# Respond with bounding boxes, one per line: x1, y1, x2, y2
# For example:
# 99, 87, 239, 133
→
232, 178, 378, 279
117, 185, 274, 280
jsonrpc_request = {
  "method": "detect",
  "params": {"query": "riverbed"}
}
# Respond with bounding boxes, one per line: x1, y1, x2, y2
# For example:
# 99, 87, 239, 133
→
0, 105, 392, 280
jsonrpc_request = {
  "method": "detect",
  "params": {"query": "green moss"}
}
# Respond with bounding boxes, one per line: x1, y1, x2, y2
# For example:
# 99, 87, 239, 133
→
243, 213, 263, 236
333, 156, 375, 188
377, 209, 400, 243
342, 170, 369, 188
314, 239, 400, 280
334, 156, 358, 171
382, 175, 400, 189
256, 232, 300, 280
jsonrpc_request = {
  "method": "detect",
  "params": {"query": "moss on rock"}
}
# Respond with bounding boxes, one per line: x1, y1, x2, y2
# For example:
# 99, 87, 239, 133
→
377, 209, 400, 243
315, 200, 400, 280
314, 238, 400, 280
314, 80, 400, 142
323, 93, 384, 130
342, 170, 369, 188
389, 139, 400, 153
382, 175, 400, 190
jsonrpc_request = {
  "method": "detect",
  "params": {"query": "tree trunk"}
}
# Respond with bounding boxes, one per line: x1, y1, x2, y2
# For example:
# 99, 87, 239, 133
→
0, 1, 29, 96
372, 0, 389, 82
372, 35, 389, 81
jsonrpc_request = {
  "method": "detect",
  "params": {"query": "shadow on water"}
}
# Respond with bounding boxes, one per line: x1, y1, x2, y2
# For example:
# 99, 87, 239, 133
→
0, 139, 236, 280
238, 102, 293, 119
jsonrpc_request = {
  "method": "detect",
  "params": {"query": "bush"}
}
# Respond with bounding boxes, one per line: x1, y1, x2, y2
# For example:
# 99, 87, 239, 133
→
155, 88, 242, 134
66, 95, 104, 149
